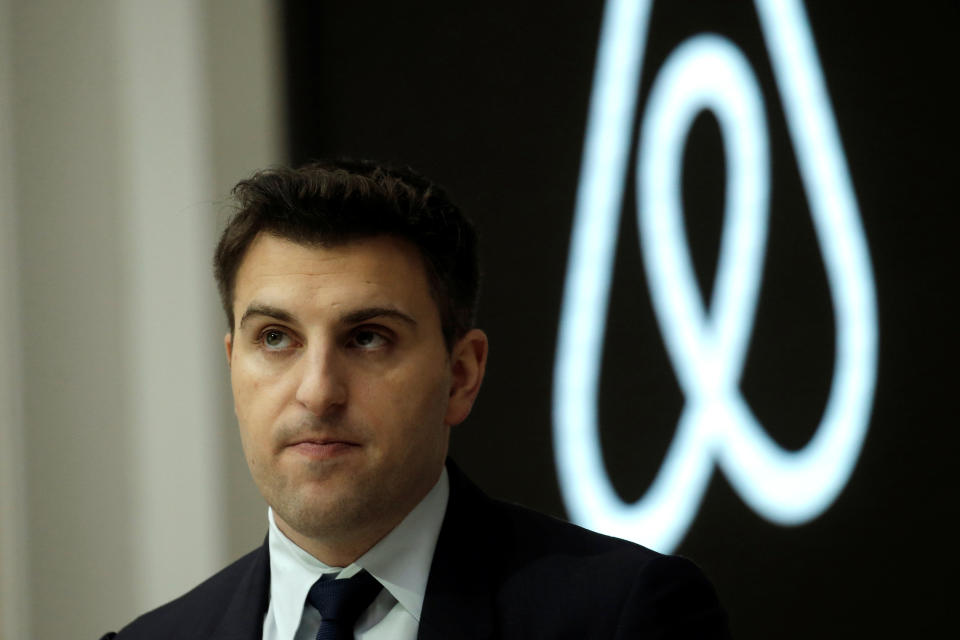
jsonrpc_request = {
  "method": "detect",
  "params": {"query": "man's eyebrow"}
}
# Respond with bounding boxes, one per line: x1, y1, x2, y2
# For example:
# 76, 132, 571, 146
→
341, 307, 417, 327
238, 304, 296, 330
238, 304, 417, 330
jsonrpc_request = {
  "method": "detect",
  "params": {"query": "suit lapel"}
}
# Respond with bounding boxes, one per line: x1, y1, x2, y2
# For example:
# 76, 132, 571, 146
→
417, 461, 499, 640
209, 539, 271, 640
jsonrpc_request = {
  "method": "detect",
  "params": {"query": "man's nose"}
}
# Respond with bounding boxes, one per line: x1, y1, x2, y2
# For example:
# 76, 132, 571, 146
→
294, 343, 348, 417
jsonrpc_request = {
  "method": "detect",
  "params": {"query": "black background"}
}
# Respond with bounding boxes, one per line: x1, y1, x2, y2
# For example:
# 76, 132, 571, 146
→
282, 1, 957, 636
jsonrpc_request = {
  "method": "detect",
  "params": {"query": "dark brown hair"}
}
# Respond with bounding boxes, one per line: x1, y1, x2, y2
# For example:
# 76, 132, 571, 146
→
213, 159, 479, 349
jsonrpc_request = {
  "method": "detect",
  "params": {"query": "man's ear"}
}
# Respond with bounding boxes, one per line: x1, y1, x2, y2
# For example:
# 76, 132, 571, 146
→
445, 329, 488, 426
224, 332, 234, 367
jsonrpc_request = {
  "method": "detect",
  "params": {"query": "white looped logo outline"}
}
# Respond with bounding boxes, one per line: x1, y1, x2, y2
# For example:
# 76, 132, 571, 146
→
553, 0, 878, 552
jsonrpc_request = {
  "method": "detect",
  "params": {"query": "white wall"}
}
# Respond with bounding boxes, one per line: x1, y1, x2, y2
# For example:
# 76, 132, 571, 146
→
0, 1, 283, 637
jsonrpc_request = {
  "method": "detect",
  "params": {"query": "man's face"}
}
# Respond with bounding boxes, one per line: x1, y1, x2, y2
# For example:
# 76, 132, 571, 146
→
225, 233, 485, 561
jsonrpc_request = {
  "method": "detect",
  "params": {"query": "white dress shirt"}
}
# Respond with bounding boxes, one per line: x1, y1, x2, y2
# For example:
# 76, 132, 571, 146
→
261, 468, 450, 640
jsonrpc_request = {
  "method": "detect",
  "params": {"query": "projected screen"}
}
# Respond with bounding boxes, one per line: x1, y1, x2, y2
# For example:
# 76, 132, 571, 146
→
282, 0, 954, 636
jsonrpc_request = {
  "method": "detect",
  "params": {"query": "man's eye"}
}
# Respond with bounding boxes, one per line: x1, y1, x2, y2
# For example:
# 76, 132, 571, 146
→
352, 330, 387, 349
261, 329, 293, 350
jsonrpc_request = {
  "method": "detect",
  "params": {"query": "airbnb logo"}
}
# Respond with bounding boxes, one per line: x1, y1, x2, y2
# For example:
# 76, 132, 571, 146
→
553, 0, 878, 552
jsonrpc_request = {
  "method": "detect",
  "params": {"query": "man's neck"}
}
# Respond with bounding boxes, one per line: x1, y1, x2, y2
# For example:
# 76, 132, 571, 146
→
272, 513, 396, 567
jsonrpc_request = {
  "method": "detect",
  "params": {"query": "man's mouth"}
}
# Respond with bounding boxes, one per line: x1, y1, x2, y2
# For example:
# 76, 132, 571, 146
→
286, 438, 359, 460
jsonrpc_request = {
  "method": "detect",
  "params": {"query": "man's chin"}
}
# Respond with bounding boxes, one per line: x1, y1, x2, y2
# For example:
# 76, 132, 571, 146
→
272, 487, 375, 541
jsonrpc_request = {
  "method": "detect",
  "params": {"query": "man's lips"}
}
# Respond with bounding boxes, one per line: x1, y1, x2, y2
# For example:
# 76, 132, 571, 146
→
285, 438, 360, 460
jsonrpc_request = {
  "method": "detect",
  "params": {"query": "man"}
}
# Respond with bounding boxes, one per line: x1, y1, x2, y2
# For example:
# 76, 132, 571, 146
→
103, 160, 730, 639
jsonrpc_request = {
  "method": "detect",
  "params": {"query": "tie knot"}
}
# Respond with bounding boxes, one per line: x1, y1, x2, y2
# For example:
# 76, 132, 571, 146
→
307, 570, 382, 636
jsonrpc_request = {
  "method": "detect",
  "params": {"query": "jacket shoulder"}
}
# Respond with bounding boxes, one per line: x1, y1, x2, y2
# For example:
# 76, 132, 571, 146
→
433, 462, 731, 638
107, 544, 268, 639
489, 499, 730, 637
488, 495, 672, 583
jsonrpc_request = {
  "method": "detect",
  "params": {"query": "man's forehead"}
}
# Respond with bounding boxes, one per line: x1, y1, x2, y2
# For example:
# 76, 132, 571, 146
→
232, 234, 436, 320
243, 232, 424, 267
236, 235, 420, 283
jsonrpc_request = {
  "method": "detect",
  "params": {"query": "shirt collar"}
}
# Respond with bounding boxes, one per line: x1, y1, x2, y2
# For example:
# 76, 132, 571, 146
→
267, 467, 449, 637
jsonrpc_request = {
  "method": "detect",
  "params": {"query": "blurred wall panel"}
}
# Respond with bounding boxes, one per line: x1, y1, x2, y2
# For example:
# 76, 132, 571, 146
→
12, 3, 138, 636
1, 1, 29, 637
0, 1, 283, 637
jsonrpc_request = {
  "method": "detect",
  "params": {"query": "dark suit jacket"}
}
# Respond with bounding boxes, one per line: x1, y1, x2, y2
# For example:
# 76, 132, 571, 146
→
103, 461, 730, 639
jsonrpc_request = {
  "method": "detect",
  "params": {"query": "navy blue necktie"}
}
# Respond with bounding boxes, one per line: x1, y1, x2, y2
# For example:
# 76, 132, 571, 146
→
307, 570, 383, 640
